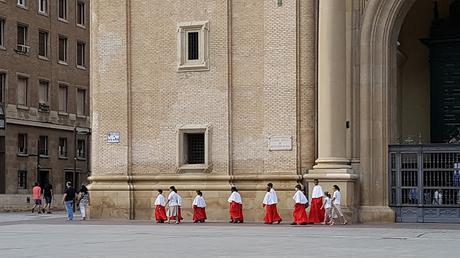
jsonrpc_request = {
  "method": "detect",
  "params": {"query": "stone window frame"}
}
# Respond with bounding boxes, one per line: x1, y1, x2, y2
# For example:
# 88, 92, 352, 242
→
176, 124, 212, 173
177, 21, 209, 72
16, 72, 29, 109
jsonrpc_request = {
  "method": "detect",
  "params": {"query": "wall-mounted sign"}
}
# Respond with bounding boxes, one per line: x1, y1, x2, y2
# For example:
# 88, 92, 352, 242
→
107, 132, 120, 143
269, 135, 292, 151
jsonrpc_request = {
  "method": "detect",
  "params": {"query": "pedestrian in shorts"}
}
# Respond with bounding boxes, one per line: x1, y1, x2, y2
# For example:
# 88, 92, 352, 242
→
31, 183, 43, 214
42, 183, 53, 214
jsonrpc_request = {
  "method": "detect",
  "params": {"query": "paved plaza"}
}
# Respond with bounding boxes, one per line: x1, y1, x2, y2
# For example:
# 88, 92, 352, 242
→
1, 213, 460, 258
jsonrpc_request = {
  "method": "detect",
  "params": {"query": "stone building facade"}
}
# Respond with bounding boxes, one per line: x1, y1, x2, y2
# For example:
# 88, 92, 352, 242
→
90, 0, 460, 222
0, 0, 91, 204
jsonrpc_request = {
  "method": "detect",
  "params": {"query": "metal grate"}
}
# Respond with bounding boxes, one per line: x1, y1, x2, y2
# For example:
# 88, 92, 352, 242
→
389, 144, 460, 222
186, 133, 205, 164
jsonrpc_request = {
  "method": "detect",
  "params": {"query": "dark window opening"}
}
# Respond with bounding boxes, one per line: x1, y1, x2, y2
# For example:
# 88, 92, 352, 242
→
18, 170, 27, 189
39, 136, 48, 156
187, 32, 199, 60
185, 133, 205, 164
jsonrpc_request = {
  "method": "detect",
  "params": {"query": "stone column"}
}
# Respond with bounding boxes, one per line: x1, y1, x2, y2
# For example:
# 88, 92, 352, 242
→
306, 0, 358, 222
314, 0, 350, 171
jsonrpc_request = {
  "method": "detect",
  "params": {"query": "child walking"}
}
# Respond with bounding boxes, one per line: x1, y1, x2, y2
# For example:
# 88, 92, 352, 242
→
331, 185, 348, 225
192, 190, 207, 223
227, 187, 244, 223
321, 191, 332, 225
153, 189, 167, 223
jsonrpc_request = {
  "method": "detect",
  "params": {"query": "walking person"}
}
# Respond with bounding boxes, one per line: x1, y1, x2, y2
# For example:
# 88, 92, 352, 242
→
321, 192, 332, 225
309, 179, 325, 223
331, 185, 348, 225
267, 183, 282, 223
291, 184, 310, 225
192, 190, 207, 223
262, 186, 282, 224
228, 187, 244, 223
153, 189, 167, 223
78, 185, 90, 220
166, 186, 182, 224
62, 182, 77, 221
42, 183, 53, 214
31, 182, 43, 214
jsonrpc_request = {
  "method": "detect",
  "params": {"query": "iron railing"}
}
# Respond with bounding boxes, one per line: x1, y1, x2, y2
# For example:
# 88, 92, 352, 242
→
389, 144, 460, 222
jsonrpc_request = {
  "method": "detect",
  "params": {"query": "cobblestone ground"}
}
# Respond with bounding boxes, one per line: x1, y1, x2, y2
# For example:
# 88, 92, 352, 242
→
1, 213, 460, 258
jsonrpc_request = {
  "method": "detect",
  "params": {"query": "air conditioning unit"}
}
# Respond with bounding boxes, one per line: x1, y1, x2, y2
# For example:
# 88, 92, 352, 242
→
15, 44, 30, 54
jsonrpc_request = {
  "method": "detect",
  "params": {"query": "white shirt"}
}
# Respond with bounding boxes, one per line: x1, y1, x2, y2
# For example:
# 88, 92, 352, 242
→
192, 195, 206, 208
168, 191, 180, 206
333, 190, 341, 205
228, 192, 242, 204
154, 194, 166, 206
293, 190, 308, 204
311, 185, 324, 198
262, 191, 276, 205
270, 188, 278, 204
324, 197, 332, 209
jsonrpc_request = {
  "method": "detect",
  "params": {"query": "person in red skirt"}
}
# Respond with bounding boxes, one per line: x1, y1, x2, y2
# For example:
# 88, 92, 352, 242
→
262, 186, 282, 224
291, 184, 310, 225
308, 179, 325, 223
153, 189, 167, 223
192, 190, 207, 223
227, 186, 244, 223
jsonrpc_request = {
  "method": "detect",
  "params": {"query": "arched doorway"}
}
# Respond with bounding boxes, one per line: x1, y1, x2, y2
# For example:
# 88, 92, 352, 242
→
360, 0, 460, 222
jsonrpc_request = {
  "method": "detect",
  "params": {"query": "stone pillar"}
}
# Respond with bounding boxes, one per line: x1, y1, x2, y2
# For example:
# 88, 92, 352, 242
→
306, 0, 358, 222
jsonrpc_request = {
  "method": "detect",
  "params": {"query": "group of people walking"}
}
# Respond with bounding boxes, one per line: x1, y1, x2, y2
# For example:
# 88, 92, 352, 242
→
31, 181, 90, 221
153, 179, 348, 225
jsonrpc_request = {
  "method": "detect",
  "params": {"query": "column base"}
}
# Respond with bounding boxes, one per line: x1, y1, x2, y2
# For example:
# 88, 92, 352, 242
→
359, 206, 395, 223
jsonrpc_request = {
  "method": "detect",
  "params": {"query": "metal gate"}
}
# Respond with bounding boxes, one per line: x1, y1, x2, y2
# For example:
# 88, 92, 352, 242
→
389, 144, 460, 223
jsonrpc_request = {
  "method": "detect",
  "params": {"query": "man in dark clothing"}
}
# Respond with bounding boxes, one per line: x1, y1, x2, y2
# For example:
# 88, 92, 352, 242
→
42, 183, 53, 214
62, 182, 77, 221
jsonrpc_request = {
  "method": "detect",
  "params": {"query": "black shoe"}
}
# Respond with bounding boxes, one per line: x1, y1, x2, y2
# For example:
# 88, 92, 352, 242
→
47, 211, 52, 214
277, 219, 282, 224
31, 208, 34, 213
229, 220, 234, 223
290, 222, 297, 225
42, 209, 45, 213
194, 221, 198, 223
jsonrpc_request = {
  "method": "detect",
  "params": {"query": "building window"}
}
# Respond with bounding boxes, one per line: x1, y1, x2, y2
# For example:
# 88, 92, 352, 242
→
0, 18, 4, 48
185, 133, 205, 164
38, 0, 47, 14
76, 1, 85, 27
18, 134, 27, 154
38, 31, 48, 58
177, 21, 209, 72
58, 36, 67, 63
58, 85, 67, 112
177, 125, 211, 172
38, 80, 48, 104
59, 137, 67, 157
17, 76, 28, 106
17, 0, 27, 8
76, 42, 85, 67
17, 24, 29, 54
0, 73, 5, 103
39, 135, 48, 156
58, 0, 67, 20
77, 139, 85, 159
18, 170, 27, 189
77, 89, 86, 116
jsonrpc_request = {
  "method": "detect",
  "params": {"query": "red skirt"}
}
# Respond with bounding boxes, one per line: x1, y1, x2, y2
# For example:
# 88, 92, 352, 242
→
155, 205, 167, 221
229, 201, 244, 222
169, 206, 183, 221
309, 197, 325, 223
193, 206, 207, 222
293, 203, 310, 224
264, 204, 282, 223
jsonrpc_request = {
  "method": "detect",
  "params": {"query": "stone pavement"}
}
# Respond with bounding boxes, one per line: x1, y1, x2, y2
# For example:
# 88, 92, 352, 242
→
1, 213, 460, 258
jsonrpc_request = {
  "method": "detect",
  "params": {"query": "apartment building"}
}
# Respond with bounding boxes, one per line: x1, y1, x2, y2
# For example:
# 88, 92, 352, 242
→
0, 0, 90, 197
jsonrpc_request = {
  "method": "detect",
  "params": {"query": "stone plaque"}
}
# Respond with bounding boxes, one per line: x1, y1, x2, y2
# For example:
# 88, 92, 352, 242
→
269, 135, 292, 151
107, 132, 120, 143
